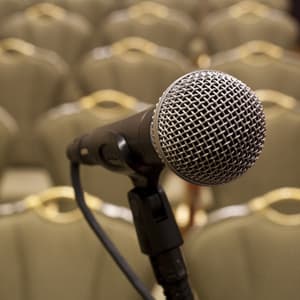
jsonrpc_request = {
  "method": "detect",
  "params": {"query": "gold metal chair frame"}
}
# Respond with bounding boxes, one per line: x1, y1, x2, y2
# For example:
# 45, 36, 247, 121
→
256, 89, 298, 110
129, 1, 169, 19
229, 1, 270, 19
249, 188, 300, 226
111, 37, 158, 56
25, 3, 66, 20
24, 186, 102, 224
79, 89, 139, 119
0, 38, 35, 56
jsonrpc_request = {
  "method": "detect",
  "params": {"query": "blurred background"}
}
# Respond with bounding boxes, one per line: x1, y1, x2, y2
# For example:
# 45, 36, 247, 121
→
0, 0, 299, 299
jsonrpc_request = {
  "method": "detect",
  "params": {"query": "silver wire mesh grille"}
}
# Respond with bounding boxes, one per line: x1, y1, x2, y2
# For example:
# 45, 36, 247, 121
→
151, 70, 266, 185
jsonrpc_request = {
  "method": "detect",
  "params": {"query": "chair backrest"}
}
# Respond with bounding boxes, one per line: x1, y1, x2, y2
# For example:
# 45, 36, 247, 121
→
206, 41, 300, 100
211, 96, 300, 208
76, 37, 192, 104
98, 1, 201, 58
0, 38, 79, 165
0, 186, 154, 300
184, 203, 300, 300
36, 90, 149, 206
202, 1, 298, 53
0, 3, 93, 65
28, 0, 119, 26
0, 107, 18, 179
207, 0, 291, 12
123, 0, 206, 20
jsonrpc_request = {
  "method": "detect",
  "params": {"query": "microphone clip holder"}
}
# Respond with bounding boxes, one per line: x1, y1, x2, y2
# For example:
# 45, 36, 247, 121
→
109, 133, 194, 300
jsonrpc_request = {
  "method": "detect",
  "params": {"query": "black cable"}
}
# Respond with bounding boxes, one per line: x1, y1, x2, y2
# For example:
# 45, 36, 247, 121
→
70, 162, 154, 300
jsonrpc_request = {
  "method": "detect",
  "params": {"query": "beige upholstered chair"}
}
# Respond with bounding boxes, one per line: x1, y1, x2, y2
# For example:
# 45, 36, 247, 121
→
185, 187, 300, 300
0, 38, 79, 166
98, 1, 206, 60
205, 41, 300, 100
211, 90, 300, 208
36, 90, 150, 207
123, 0, 206, 20
0, 107, 17, 180
0, 186, 154, 300
206, 0, 291, 12
0, 3, 93, 65
202, 1, 298, 53
27, 0, 119, 26
76, 37, 192, 104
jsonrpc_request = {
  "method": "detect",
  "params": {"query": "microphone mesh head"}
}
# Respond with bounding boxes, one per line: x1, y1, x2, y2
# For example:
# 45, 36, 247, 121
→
151, 70, 266, 185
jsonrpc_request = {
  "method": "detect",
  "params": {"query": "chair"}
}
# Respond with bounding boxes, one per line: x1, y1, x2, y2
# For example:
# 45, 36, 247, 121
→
27, 0, 119, 26
98, 1, 206, 60
123, 0, 206, 21
36, 90, 150, 207
0, 3, 93, 65
184, 187, 300, 300
76, 37, 192, 104
205, 41, 300, 100
0, 38, 79, 166
206, 0, 291, 12
202, 1, 298, 53
0, 107, 17, 181
211, 90, 300, 208
0, 186, 154, 300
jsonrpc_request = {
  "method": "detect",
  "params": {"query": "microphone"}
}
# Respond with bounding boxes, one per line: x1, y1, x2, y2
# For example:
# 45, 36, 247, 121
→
67, 70, 266, 185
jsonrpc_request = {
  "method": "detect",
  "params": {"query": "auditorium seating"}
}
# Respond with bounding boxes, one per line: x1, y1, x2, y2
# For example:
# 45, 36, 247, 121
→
185, 187, 300, 300
26, 0, 119, 26
76, 37, 192, 105
0, 38, 79, 166
206, 0, 291, 11
123, 0, 207, 21
98, 1, 206, 60
0, 107, 17, 181
0, 3, 93, 65
202, 1, 299, 53
206, 41, 300, 100
36, 90, 149, 206
211, 90, 300, 208
0, 186, 154, 300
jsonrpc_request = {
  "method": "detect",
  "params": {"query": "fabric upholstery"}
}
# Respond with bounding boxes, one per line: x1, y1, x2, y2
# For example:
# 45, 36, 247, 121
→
76, 42, 192, 104
209, 44, 300, 100
211, 106, 300, 207
0, 107, 17, 179
98, 4, 202, 58
0, 0, 26, 23
203, 3, 298, 53
0, 209, 153, 300
0, 40, 79, 165
0, 5, 93, 65
36, 99, 143, 206
184, 213, 300, 300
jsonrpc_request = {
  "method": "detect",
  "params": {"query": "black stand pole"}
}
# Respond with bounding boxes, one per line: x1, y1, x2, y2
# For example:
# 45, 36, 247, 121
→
128, 185, 194, 300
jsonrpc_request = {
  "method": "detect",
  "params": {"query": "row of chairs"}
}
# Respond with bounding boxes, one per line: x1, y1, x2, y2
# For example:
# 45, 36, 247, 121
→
0, 1, 297, 65
0, 183, 299, 300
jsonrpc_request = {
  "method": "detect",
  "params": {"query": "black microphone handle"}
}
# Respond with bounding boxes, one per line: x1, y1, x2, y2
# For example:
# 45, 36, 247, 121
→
67, 107, 160, 169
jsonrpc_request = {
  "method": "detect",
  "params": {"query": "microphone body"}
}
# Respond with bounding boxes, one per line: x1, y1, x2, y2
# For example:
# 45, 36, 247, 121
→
67, 107, 161, 171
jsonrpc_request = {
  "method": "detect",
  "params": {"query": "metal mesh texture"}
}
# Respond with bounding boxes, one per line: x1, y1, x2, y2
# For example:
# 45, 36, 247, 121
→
151, 70, 266, 185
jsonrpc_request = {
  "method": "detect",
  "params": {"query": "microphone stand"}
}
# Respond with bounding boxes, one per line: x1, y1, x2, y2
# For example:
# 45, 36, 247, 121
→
111, 134, 194, 300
